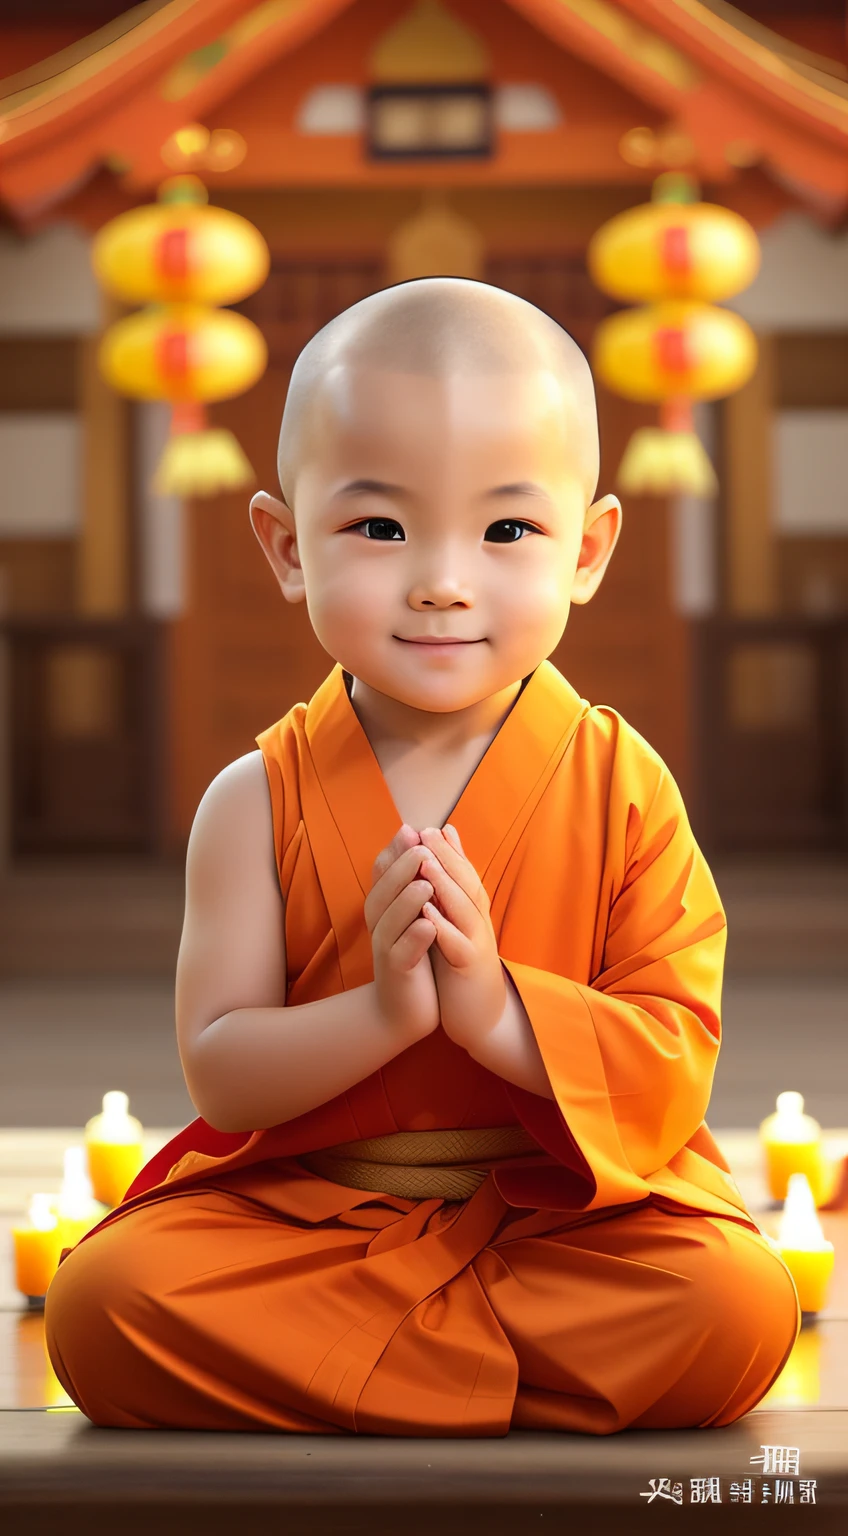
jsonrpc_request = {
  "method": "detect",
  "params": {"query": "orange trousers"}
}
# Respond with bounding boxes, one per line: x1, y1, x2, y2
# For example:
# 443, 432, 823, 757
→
45, 1160, 800, 1437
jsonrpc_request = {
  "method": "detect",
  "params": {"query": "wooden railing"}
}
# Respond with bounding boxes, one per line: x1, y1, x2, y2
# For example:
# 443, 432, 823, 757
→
0, 617, 166, 857
691, 616, 848, 854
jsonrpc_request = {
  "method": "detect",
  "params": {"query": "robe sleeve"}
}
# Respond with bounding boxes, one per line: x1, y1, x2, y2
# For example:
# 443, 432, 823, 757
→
498, 765, 726, 1213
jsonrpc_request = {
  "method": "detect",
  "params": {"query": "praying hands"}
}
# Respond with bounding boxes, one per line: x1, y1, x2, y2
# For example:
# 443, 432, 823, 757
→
415, 823, 507, 1051
374, 822, 555, 1098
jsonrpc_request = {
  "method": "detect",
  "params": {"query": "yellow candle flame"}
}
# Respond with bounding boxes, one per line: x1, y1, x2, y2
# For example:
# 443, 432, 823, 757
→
778, 1173, 831, 1251
27, 1193, 58, 1232
768, 1091, 820, 1140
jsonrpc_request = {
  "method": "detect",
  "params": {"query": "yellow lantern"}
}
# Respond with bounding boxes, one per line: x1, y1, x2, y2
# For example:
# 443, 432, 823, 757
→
98, 304, 267, 403
588, 200, 760, 305
594, 302, 757, 404
588, 171, 761, 496
92, 196, 269, 308
93, 170, 270, 496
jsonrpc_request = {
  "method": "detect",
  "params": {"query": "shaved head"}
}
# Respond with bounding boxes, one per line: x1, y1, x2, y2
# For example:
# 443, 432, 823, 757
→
277, 277, 600, 510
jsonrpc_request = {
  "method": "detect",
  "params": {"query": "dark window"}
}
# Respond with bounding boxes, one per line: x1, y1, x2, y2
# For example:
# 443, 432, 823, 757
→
366, 84, 492, 160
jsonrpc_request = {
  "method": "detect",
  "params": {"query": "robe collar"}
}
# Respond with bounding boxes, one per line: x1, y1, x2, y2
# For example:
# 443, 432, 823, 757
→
303, 659, 587, 897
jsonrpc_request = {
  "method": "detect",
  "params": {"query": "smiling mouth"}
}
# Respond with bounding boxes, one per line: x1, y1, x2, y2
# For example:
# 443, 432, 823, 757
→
395, 637, 482, 645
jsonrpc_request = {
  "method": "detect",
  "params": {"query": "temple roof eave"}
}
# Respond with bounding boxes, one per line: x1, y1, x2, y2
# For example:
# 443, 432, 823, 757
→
0, 0, 846, 221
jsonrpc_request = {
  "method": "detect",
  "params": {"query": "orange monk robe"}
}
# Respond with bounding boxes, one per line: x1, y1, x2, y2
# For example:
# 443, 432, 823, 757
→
44, 660, 800, 1435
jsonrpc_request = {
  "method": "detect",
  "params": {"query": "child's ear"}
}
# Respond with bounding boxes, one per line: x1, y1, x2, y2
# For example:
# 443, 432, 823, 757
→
248, 490, 306, 605
570, 492, 622, 606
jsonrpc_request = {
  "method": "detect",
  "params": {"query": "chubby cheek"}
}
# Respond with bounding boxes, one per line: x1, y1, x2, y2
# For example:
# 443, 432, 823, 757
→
495, 564, 569, 650
304, 559, 393, 652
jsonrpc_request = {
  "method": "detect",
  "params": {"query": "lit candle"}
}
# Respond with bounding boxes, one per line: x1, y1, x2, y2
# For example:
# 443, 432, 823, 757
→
84, 1090, 145, 1207
52, 1147, 109, 1250
775, 1172, 835, 1317
12, 1194, 62, 1305
759, 1092, 836, 1206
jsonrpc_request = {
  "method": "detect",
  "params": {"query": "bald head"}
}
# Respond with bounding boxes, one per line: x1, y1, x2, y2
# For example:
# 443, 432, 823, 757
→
277, 277, 600, 509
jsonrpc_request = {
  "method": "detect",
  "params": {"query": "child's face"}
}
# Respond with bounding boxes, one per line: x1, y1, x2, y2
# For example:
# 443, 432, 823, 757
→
253, 362, 620, 714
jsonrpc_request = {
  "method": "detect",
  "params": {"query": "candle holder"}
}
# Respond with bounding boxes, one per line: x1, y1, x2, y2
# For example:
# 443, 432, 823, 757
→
85, 1090, 145, 1207
759, 1091, 836, 1207
12, 1194, 63, 1308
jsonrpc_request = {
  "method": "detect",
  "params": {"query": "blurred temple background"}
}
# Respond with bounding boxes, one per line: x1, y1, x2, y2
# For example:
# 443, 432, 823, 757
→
0, 0, 846, 1136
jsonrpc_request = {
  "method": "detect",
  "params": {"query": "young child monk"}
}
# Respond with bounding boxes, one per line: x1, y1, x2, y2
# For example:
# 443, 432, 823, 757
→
45, 277, 800, 1437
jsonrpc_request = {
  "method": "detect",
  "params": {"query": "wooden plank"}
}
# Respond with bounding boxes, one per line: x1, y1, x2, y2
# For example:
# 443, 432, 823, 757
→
776, 335, 848, 411
723, 334, 778, 616
0, 1407, 847, 1504
76, 306, 130, 618
0, 339, 77, 411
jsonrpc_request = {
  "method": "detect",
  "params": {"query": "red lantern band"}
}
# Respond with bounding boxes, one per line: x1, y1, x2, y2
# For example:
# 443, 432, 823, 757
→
661, 225, 691, 278
155, 326, 190, 381
653, 325, 691, 374
155, 226, 192, 283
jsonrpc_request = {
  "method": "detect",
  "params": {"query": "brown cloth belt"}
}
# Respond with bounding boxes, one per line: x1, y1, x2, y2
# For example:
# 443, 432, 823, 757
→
297, 1125, 541, 1201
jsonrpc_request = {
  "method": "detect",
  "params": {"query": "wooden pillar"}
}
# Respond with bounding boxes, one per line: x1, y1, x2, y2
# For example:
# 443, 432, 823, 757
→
722, 333, 786, 730
0, 622, 9, 871
723, 332, 778, 616
77, 297, 131, 616
57, 299, 131, 740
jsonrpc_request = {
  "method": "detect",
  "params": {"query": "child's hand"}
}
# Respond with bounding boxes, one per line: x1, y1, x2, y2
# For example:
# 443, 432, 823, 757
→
416, 825, 507, 1052
364, 825, 441, 1043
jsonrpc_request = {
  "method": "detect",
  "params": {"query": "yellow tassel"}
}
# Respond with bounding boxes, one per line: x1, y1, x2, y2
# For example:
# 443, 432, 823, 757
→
152, 428, 255, 498
615, 427, 718, 497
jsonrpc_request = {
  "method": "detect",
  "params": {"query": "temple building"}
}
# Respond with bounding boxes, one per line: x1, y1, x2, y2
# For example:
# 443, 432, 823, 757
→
0, 0, 846, 858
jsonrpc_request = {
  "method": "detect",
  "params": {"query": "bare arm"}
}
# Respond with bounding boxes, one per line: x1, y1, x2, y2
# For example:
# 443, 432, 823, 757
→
175, 752, 428, 1133
464, 968, 556, 1100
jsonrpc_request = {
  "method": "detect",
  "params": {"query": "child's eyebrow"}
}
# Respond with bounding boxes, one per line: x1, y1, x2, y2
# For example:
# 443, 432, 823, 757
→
335, 479, 549, 501
488, 481, 548, 500
337, 479, 405, 498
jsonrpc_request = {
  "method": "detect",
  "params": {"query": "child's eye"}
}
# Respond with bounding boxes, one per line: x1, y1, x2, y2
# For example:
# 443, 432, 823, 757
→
351, 518, 404, 541
485, 520, 538, 543
347, 519, 538, 543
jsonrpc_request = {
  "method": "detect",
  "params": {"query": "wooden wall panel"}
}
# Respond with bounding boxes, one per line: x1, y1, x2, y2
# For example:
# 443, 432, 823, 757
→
0, 338, 77, 409
0, 539, 76, 614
